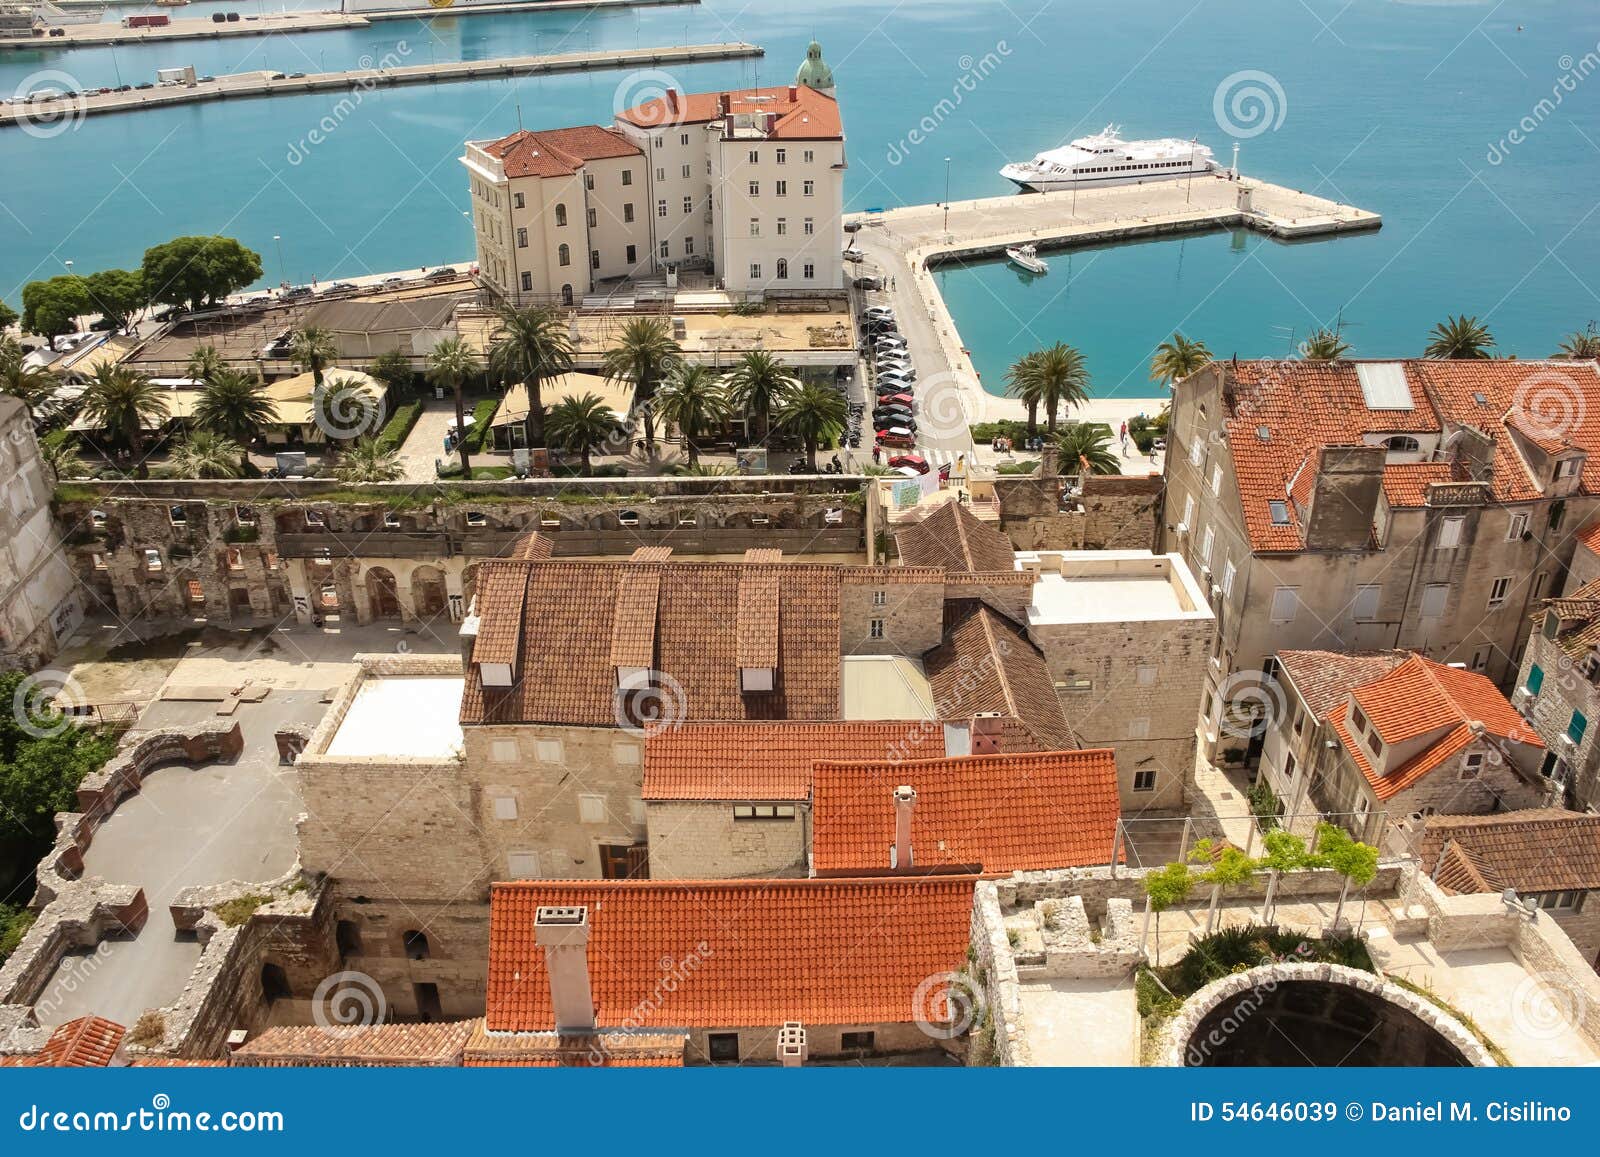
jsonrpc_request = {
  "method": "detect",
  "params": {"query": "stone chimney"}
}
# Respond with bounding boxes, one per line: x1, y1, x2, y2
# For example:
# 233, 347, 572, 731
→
225, 1029, 248, 1058
1301, 445, 1386, 551
1038, 443, 1060, 478
535, 905, 596, 1033
891, 785, 916, 869
788, 83, 798, 101
666, 88, 679, 114
971, 712, 1004, 755
777, 1022, 808, 1066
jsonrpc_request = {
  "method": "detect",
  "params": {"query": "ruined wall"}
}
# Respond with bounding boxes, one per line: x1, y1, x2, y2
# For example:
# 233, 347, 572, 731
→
996, 473, 1161, 553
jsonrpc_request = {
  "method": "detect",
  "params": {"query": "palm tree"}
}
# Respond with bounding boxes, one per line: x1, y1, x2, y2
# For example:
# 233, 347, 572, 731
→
1301, 327, 1351, 361
1027, 342, 1091, 433
725, 350, 798, 444
290, 326, 339, 388
332, 437, 402, 483
600, 318, 681, 456
1004, 351, 1044, 437
653, 363, 729, 465
427, 336, 480, 475
1555, 327, 1600, 361
192, 369, 274, 474
38, 434, 85, 481
1055, 422, 1120, 475
0, 337, 58, 422
546, 392, 620, 474
1149, 332, 1213, 387
78, 364, 169, 478
185, 343, 226, 385
161, 431, 244, 479
487, 304, 573, 449
1424, 314, 1495, 359
775, 381, 849, 470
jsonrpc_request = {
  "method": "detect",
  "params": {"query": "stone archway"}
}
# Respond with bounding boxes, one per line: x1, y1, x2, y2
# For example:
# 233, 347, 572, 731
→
364, 567, 401, 621
411, 565, 447, 621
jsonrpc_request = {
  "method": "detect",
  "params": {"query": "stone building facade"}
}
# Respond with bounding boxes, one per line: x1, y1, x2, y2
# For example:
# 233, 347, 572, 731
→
1514, 585, 1600, 811
991, 449, 1162, 552
0, 395, 81, 668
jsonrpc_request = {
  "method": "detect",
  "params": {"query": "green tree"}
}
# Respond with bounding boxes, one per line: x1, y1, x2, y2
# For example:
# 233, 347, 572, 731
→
1149, 332, 1213, 387
601, 318, 682, 457
1315, 822, 1379, 930
487, 304, 574, 449
38, 434, 84, 481
78, 364, 169, 478
725, 350, 798, 445
0, 337, 59, 421
776, 381, 849, 470
1258, 829, 1324, 924
1189, 839, 1259, 936
333, 437, 402, 483
1018, 342, 1090, 432
161, 431, 244, 479
81, 268, 145, 332
653, 363, 730, 465
20, 276, 91, 340
547, 392, 621, 474
185, 343, 226, 385
1300, 327, 1351, 361
141, 235, 263, 312
1424, 314, 1496, 359
192, 369, 274, 473
290, 326, 339, 389
1555, 326, 1600, 361
366, 351, 415, 397
1054, 422, 1120, 475
1142, 861, 1196, 965
426, 337, 480, 476
1004, 350, 1043, 437
0, 300, 17, 332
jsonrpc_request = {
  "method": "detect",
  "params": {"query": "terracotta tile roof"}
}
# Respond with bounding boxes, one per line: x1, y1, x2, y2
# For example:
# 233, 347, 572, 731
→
1215, 359, 1600, 552
1543, 579, 1600, 658
894, 502, 1016, 574
924, 602, 1077, 750
1430, 840, 1502, 895
811, 750, 1121, 872
481, 125, 641, 179
1276, 649, 1408, 721
30, 1017, 125, 1067
1418, 809, 1600, 895
1382, 462, 1457, 508
744, 548, 783, 565
1331, 706, 1476, 800
462, 1022, 685, 1067
231, 1021, 473, 1067
629, 546, 673, 563
486, 877, 977, 1032
1574, 519, 1600, 557
608, 567, 661, 669
462, 560, 842, 725
840, 566, 946, 586
735, 564, 781, 670
617, 85, 843, 140
643, 721, 917, 801
512, 533, 555, 561
129, 1058, 227, 1067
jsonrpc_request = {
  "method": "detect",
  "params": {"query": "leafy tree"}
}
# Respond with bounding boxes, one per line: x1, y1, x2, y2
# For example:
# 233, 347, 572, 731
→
1258, 829, 1324, 924
20, 276, 91, 340
1424, 314, 1495, 359
78, 364, 169, 478
38, 433, 85, 481
141, 235, 263, 312
0, 299, 17, 332
185, 343, 226, 385
725, 350, 798, 445
1315, 822, 1379, 930
1554, 326, 1600, 361
1300, 327, 1351, 361
601, 318, 682, 456
776, 381, 849, 470
192, 369, 274, 473
1189, 839, 1259, 936
653, 363, 729, 465
81, 268, 145, 332
333, 437, 402, 483
426, 337, 480, 475
1054, 422, 1120, 475
487, 304, 574, 449
1142, 861, 1196, 965
1004, 350, 1043, 436
289, 326, 339, 389
0, 337, 59, 421
1149, 332, 1213, 387
547, 392, 621, 474
367, 351, 416, 397
161, 431, 244, 479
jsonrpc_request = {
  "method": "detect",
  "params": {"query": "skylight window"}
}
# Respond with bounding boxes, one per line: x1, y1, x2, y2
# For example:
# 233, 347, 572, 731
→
1268, 500, 1290, 525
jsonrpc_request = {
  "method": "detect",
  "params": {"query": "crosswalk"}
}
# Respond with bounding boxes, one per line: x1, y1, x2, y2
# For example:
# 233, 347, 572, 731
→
920, 447, 971, 470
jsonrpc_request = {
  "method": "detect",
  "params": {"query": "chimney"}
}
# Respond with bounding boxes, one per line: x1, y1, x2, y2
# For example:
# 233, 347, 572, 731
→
971, 712, 1004, 755
1301, 445, 1386, 551
777, 1022, 807, 1066
225, 1029, 248, 1060
535, 905, 596, 1033
787, 84, 798, 101
1038, 444, 1060, 478
666, 87, 679, 113
718, 92, 731, 118
891, 785, 916, 869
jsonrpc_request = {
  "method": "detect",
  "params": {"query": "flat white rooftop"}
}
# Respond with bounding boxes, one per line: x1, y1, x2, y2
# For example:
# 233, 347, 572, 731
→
1018, 549, 1212, 626
841, 656, 934, 720
326, 675, 465, 759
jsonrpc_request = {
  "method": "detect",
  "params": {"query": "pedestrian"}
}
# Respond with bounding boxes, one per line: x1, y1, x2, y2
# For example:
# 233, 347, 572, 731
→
872, 444, 881, 464
1119, 420, 1127, 441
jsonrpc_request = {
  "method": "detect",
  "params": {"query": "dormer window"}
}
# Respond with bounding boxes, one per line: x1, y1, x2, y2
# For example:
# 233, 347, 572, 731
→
1556, 456, 1584, 480
1351, 705, 1368, 733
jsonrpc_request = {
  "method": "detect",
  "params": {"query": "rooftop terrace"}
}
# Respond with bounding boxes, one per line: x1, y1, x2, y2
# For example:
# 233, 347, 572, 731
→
1018, 550, 1211, 626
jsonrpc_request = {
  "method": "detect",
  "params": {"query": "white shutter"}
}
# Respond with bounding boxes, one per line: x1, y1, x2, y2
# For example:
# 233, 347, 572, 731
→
1421, 583, 1449, 619
1352, 585, 1380, 621
1270, 586, 1298, 623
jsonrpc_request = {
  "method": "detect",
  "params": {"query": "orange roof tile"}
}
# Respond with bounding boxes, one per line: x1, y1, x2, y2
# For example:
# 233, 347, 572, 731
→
1575, 519, 1600, 557
1381, 462, 1456, 508
1350, 654, 1540, 747
231, 1021, 473, 1067
32, 1017, 125, 1067
735, 564, 781, 670
1418, 809, 1600, 894
811, 750, 1121, 873
481, 125, 641, 178
608, 567, 661, 669
643, 721, 917, 801
485, 877, 977, 1032
1276, 649, 1409, 721
894, 502, 1016, 574
462, 1022, 685, 1067
617, 85, 843, 140
924, 602, 1078, 750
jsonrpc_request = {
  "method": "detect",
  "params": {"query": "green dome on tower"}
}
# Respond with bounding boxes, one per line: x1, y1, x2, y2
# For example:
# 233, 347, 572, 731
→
795, 40, 835, 92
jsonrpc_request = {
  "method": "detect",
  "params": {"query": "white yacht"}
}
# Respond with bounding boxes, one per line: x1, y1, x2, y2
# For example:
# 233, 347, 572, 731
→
1005, 243, 1048, 275
1000, 125, 1218, 192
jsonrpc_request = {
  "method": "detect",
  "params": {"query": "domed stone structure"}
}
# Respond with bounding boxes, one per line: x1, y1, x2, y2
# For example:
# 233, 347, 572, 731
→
795, 40, 835, 95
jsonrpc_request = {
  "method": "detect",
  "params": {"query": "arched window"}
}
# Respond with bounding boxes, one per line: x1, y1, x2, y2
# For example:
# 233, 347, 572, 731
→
561, 284, 573, 306
554, 203, 567, 227
260, 963, 291, 1002
1384, 435, 1420, 452
403, 930, 431, 960
776, 258, 788, 280
558, 243, 571, 267
336, 920, 363, 957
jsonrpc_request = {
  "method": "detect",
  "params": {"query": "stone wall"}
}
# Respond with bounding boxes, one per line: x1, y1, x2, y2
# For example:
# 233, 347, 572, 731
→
995, 473, 1162, 552
645, 802, 808, 879
839, 574, 944, 656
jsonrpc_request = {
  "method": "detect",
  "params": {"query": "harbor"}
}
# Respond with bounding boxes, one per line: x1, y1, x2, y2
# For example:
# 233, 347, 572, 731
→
0, 40, 761, 122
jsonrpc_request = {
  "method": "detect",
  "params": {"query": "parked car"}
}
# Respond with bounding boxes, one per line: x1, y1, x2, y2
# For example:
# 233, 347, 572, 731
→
889, 453, 929, 474
281, 285, 312, 300
382, 275, 406, 287
875, 427, 916, 448
328, 281, 358, 293
843, 248, 865, 263
426, 267, 458, 281
287, 72, 307, 79
864, 305, 895, 319
853, 275, 881, 290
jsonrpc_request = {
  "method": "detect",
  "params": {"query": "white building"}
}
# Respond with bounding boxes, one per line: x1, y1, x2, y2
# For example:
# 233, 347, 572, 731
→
461, 48, 846, 301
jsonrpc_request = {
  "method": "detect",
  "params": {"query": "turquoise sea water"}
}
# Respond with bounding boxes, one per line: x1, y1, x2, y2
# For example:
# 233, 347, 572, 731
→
3, 0, 1598, 397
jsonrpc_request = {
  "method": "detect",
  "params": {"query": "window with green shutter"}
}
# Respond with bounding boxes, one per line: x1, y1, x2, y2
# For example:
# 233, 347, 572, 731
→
1528, 664, 1544, 695
1568, 711, 1587, 746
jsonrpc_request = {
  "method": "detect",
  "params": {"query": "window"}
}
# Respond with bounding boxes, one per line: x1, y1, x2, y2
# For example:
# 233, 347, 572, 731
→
840, 1031, 875, 1051
520, 272, 533, 292
732, 804, 797, 820
1132, 770, 1158, 793
1527, 663, 1545, 695
492, 795, 518, 820
684, 237, 694, 256
144, 549, 162, 573
749, 216, 761, 237
803, 217, 814, 235
775, 148, 787, 165
657, 199, 667, 218
1210, 464, 1222, 495
1057, 677, 1093, 692
1199, 525, 1213, 565
708, 1033, 740, 1062
776, 259, 788, 280
490, 739, 518, 763
91, 552, 106, 571
803, 263, 814, 279
682, 163, 691, 177
1284, 752, 1297, 779
1420, 583, 1449, 620
1383, 435, 1420, 452
1293, 707, 1305, 736
1351, 705, 1368, 732
1437, 515, 1464, 549
235, 505, 255, 526
588, 207, 597, 228
1270, 586, 1298, 623
558, 243, 571, 267
1567, 711, 1588, 746
1508, 511, 1529, 540
1268, 500, 1290, 525
554, 203, 566, 226
1460, 753, 1484, 780
748, 180, 760, 197
803, 149, 814, 163
655, 166, 664, 181
1126, 717, 1149, 739
613, 741, 641, 766
621, 169, 632, 185
402, 931, 430, 961
305, 509, 325, 527
1487, 576, 1512, 610
591, 250, 601, 270
776, 217, 787, 235
1189, 438, 1204, 467
750, 263, 762, 280
577, 793, 607, 824
1352, 584, 1380, 622
626, 244, 637, 264
1137, 665, 1157, 686
1182, 494, 1195, 528
684, 195, 693, 214
226, 548, 244, 572
870, 618, 885, 639
623, 203, 635, 223
1221, 560, 1236, 598
747, 149, 759, 163
535, 739, 564, 764
802, 180, 814, 196
1557, 456, 1584, 479
513, 192, 524, 209
872, 590, 886, 607
680, 132, 690, 146
507, 852, 539, 879
775, 179, 787, 196
1537, 890, 1584, 912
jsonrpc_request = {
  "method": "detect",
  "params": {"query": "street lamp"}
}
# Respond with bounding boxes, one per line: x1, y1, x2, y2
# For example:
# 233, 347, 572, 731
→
942, 157, 952, 236
273, 234, 286, 288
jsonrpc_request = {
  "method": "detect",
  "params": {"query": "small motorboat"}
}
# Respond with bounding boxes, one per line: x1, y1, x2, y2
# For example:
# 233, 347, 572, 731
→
1006, 243, 1048, 275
